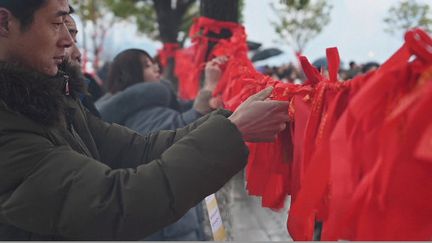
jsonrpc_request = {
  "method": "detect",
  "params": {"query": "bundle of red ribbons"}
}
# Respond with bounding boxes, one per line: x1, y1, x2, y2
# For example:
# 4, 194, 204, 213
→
175, 17, 432, 241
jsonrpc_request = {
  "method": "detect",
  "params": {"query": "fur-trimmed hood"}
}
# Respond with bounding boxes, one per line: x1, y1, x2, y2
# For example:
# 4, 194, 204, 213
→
0, 62, 85, 126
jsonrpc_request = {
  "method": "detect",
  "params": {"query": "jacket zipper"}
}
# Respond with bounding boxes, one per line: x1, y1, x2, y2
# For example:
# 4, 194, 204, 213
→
64, 74, 70, 96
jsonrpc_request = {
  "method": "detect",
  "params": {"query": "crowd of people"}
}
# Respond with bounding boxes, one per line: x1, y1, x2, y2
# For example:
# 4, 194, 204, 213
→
0, 0, 430, 241
0, 0, 289, 240
256, 60, 381, 84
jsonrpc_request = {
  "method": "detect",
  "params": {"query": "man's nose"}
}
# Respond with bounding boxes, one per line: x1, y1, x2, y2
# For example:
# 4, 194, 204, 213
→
59, 23, 74, 49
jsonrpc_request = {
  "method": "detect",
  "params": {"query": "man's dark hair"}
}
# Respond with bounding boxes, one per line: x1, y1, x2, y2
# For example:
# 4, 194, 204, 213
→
0, 0, 47, 31
107, 49, 154, 94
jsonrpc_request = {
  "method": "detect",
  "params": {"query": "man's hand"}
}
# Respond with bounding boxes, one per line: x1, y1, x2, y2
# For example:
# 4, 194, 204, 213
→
203, 56, 229, 92
228, 87, 290, 143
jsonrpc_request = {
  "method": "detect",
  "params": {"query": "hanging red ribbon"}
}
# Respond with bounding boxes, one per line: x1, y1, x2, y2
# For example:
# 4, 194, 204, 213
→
207, 20, 316, 210
177, 16, 432, 240
157, 43, 180, 68
323, 28, 432, 240
189, 16, 243, 38
175, 17, 244, 100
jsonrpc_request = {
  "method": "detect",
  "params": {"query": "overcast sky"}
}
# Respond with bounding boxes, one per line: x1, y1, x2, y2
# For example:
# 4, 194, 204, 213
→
85, 0, 431, 68
245, 0, 431, 67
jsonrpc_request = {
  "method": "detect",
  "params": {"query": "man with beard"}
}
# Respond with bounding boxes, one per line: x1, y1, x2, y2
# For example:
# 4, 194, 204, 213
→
59, 10, 101, 117
64, 12, 208, 241
0, 0, 290, 240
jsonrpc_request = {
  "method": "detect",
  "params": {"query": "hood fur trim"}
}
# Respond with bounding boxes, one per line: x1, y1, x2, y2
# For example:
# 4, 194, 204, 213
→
0, 62, 85, 126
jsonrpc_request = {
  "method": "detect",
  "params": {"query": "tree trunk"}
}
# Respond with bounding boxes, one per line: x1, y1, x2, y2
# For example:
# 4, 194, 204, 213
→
153, 0, 196, 89
154, 0, 182, 43
153, 0, 180, 86
200, 0, 239, 22
200, 0, 239, 61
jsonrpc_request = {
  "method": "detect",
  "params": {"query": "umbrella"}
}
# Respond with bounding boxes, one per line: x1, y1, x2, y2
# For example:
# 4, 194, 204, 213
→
312, 57, 328, 69
251, 48, 283, 62
312, 57, 344, 70
247, 40, 262, 51
253, 52, 294, 67
362, 61, 380, 73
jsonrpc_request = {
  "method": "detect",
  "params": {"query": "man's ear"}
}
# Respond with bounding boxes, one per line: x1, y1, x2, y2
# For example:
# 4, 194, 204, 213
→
0, 8, 11, 37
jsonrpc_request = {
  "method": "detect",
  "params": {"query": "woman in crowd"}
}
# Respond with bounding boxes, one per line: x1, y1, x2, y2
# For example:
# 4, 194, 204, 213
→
96, 49, 225, 134
96, 49, 227, 240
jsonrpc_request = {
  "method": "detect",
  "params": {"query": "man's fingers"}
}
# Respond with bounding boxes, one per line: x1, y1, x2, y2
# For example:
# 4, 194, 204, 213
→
264, 100, 290, 107
214, 55, 229, 63
208, 56, 229, 67
249, 86, 274, 101
279, 122, 288, 131
262, 100, 290, 112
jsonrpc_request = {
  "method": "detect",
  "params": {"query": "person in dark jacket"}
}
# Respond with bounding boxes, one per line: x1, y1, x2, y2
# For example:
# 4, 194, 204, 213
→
96, 49, 227, 241
61, 12, 101, 117
96, 49, 226, 133
0, 0, 290, 240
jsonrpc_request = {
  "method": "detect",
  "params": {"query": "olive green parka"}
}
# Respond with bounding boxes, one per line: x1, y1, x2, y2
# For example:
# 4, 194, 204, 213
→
0, 63, 248, 240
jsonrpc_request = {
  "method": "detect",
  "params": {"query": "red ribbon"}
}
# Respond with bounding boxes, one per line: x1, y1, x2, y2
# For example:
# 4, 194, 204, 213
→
177, 19, 432, 241
176, 17, 243, 100
189, 16, 242, 38
157, 43, 180, 68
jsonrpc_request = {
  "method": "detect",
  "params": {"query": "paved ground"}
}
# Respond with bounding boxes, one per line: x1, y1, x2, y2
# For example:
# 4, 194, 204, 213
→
206, 171, 293, 241
230, 193, 292, 241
